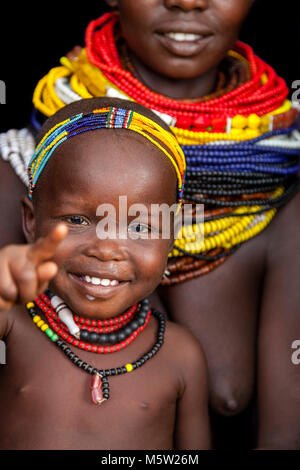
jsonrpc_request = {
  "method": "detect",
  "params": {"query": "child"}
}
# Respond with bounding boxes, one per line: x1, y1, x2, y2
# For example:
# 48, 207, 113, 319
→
1, 0, 300, 449
0, 97, 210, 450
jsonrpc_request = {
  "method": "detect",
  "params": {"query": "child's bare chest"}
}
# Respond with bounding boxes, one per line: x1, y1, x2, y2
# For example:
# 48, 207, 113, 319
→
0, 314, 178, 449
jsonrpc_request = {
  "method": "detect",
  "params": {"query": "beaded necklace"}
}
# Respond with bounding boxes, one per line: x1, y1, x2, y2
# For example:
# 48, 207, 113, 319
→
0, 129, 35, 186
33, 49, 296, 137
37, 292, 152, 354
26, 295, 165, 405
86, 13, 288, 122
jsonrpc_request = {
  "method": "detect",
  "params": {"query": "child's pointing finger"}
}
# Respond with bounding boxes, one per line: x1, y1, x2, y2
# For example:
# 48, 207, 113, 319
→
28, 224, 68, 264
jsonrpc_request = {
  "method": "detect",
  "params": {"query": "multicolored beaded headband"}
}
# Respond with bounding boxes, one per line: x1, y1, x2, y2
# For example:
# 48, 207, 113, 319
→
28, 106, 186, 202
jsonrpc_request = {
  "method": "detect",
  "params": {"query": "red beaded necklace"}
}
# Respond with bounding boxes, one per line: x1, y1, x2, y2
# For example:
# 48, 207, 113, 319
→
36, 293, 151, 354
74, 307, 137, 332
85, 12, 288, 121
38, 292, 138, 331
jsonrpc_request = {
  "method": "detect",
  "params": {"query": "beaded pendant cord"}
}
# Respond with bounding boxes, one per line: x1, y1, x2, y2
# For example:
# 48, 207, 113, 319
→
37, 292, 152, 354
26, 299, 165, 405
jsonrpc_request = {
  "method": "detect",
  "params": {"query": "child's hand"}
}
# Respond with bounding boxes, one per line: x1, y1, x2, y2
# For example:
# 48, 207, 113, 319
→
0, 224, 68, 311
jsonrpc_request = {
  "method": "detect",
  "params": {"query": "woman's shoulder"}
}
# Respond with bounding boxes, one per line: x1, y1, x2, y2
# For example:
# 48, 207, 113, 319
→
265, 186, 300, 263
269, 187, 300, 236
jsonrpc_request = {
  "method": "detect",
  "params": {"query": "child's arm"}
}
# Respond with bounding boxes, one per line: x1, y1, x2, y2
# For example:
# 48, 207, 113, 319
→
0, 224, 68, 337
174, 329, 211, 450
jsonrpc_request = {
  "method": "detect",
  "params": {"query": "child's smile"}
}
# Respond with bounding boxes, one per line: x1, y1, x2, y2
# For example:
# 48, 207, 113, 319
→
68, 271, 131, 301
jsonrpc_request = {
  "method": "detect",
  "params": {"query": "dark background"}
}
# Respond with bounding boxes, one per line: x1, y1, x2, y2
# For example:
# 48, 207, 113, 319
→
1, 1, 300, 133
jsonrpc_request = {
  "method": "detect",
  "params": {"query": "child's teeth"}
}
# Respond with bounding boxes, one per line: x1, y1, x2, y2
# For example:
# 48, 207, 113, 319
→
165, 32, 203, 41
81, 274, 122, 287
82, 276, 119, 286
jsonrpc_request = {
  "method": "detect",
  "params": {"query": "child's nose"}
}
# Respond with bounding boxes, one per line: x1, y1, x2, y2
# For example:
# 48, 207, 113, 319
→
84, 238, 127, 262
164, 0, 208, 11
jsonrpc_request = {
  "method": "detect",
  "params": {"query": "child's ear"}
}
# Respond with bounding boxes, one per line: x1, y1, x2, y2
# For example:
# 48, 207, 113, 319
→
21, 195, 36, 244
105, 0, 118, 8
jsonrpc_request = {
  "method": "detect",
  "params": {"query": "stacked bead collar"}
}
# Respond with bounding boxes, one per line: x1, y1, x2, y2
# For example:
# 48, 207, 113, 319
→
37, 291, 152, 354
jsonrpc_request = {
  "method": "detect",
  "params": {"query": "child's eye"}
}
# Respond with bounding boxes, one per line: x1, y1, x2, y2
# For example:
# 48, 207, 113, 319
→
128, 223, 149, 233
63, 216, 89, 226
128, 222, 150, 238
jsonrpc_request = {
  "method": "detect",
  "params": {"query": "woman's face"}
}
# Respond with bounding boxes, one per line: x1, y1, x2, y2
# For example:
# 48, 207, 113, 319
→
107, 0, 253, 80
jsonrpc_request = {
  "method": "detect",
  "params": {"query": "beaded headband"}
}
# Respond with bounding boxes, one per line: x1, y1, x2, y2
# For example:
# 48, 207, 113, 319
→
28, 106, 186, 201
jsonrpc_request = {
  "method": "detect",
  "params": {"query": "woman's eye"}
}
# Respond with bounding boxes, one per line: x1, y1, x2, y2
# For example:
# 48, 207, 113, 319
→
64, 216, 89, 226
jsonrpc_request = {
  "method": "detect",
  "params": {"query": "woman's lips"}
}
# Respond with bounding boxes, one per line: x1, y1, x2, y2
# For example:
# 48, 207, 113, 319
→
68, 273, 130, 299
155, 31, 212, 57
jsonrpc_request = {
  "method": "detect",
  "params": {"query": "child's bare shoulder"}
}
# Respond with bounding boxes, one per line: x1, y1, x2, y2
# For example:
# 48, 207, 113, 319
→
162, 316, 208, 389
165, 316, 205, 355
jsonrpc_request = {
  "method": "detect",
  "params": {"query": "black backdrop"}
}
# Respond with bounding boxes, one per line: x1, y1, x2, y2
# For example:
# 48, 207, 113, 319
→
1, 0, 300, 133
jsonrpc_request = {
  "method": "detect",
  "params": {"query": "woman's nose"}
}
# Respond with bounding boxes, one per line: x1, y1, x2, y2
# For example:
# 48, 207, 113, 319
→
164, 0, 208, 12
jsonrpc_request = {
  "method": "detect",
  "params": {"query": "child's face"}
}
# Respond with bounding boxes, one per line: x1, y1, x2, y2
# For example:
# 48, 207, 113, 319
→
109, 0, 253, 79
26, 130, 177, 319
